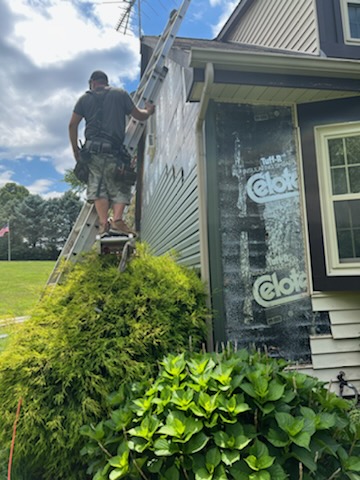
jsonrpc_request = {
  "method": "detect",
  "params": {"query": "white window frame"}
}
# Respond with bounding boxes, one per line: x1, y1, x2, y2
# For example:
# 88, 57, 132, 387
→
315, 121, 360, 277
340, 0, 360, 44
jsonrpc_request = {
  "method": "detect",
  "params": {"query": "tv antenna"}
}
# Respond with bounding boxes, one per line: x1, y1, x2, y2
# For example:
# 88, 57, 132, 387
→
105, 0, 141, 37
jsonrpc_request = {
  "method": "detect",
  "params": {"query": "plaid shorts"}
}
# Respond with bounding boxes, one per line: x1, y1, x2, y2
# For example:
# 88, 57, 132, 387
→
87, 153, 131, 205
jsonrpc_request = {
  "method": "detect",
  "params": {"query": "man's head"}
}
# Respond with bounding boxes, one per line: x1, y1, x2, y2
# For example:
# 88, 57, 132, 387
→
89, 70, 109, 89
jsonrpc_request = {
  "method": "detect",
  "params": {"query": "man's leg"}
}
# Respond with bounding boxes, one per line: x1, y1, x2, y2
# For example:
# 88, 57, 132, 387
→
112, 203, 125, 222
94, 198, 110, 233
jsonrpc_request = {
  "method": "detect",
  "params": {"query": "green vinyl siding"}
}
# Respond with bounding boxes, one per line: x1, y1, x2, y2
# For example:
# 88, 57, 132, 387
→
141, 165, 200, 268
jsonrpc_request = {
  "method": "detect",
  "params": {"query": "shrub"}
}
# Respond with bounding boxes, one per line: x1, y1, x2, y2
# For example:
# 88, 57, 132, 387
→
81, 350, 360, 480
0, 245, 208, 480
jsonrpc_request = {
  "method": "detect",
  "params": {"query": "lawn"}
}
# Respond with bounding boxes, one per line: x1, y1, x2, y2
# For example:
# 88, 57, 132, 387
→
0, 261, 55, 318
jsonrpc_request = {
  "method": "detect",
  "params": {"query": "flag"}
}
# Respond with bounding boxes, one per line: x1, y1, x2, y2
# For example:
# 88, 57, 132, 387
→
0, 224, 9, 237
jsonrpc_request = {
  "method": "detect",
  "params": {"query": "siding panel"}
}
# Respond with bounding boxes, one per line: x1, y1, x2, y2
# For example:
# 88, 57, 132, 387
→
141, 165, 200, 268
140, 58, 200, 269
228, 0, 319, 55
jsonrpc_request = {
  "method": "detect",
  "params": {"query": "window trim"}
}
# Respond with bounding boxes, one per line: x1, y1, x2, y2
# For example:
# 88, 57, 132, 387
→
315, 121, 360, 277
340, 0, 360, 44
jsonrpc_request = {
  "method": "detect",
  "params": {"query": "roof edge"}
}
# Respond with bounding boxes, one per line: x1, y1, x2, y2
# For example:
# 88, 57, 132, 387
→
189, 47, 360, 79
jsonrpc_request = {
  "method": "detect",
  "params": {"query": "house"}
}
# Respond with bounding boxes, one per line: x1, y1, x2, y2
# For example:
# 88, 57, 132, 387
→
137, 0, 360, 395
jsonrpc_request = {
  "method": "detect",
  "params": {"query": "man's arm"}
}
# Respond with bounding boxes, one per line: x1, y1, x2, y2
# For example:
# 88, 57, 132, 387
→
130, 102, 155, 121
68, 112, 83, 161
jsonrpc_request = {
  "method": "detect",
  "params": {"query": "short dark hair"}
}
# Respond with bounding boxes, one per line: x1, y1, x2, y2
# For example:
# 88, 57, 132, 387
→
89, 70, 108, 83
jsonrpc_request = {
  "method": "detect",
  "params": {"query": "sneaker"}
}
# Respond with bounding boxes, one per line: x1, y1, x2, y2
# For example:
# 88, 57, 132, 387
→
109, 219, 137, 237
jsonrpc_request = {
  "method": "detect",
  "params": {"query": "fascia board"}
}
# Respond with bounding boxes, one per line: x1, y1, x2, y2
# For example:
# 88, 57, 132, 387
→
189, 48, 360, 79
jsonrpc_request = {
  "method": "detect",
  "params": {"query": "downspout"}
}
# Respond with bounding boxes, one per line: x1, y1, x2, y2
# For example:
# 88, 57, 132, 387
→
195, 62, 214, 351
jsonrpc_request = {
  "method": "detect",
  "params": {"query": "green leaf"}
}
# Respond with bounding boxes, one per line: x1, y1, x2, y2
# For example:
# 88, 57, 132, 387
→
183, 432, 210, 454
80, 423, 105, 441
153, 438, 179, 456
161, 353, 186, 378
109, 468, 126, 480
312, 432, 340, 457
317, 412, 336, 430
250, 439, 269, 458
245, 455, 259, 471
268, 463, 288, 480
171, 389, 194, 410
257, 455, 275, 470
128, 415, 160, 440
275, 412, 304, 436
211, 365, 234, 387
214, 464, 228, 479
241, 382, 257, 398
266, 428, 289, 448
213, 430, 251, 450
198, 391, 219, 416
108, 452, 129, 469
221, 450, 240, 466
267, 380, 285, 401
229, 460, 251, 480
158, 410, 202, 440
206, 447, 222, 472
345, 457, 360, 472
346, 474, 360, 480
254, 377, 270, 398
290, 431, 311, 450
292, 445, 317, 472
249, 471, 271, 480
214, 431, 229, 448
195, 468, 213, 480
147, 458, 163, 473
164, 465, 180, 480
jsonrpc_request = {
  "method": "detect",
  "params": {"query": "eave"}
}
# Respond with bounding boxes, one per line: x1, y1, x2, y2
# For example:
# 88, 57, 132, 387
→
188, 48, 360, 104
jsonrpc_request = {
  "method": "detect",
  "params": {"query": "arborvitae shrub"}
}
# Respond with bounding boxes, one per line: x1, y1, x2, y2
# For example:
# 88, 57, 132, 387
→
0, 245, 208, 480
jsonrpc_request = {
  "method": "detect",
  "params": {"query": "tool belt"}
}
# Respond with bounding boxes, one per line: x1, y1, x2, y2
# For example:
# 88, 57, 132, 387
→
85, 139, 116, 155
84, 139, 137, 186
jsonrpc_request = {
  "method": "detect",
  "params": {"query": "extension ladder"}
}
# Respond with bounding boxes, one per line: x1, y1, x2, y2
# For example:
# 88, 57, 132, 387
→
47, 0, 191, 286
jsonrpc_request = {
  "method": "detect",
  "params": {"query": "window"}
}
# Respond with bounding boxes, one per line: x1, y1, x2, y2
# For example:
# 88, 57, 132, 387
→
340, 0, 360, 43
315, 122, 360, 276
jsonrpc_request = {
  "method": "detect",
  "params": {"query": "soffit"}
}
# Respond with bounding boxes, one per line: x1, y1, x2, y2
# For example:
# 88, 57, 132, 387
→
188, 48, 360, 104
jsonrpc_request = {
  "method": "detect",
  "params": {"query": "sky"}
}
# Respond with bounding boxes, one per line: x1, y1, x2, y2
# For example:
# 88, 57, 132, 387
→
0, 0, 239, 199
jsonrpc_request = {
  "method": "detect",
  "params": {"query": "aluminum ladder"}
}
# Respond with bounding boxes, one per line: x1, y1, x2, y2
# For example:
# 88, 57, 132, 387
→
47, 0, 191, 286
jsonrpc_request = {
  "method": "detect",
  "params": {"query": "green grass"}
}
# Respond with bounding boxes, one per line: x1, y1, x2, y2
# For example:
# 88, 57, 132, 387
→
0, 261, 55, 318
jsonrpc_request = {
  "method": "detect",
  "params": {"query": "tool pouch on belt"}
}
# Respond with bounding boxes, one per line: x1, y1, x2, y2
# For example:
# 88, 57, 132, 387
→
73, 147, 91, 184
115, 146, 137, 185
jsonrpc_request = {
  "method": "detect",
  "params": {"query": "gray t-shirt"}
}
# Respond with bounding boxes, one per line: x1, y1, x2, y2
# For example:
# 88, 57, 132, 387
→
73, 87, 135, 146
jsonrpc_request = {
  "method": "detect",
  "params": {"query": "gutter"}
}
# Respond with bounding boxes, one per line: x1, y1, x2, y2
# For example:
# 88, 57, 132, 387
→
190, 48, 360, 79
195, 62, 214, 351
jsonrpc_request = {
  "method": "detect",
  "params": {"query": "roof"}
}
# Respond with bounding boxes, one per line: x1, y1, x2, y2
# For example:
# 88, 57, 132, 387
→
142, 35, 317, 58
141, 34, 360, 105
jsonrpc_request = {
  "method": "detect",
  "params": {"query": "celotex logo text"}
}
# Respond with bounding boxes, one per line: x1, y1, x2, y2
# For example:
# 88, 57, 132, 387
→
246, 167, 298, 203
253, 269, 308, 308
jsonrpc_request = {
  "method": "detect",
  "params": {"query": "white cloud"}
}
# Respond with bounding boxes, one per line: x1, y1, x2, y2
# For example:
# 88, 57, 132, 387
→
8, 0, 138, 67
0, 169, 15, 188
0, 0, 141, 189
26, 178, 55, 196
210, 0, 239, 36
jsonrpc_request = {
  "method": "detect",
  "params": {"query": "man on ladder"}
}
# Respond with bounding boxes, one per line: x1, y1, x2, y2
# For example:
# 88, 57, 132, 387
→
68, 70, 155, 238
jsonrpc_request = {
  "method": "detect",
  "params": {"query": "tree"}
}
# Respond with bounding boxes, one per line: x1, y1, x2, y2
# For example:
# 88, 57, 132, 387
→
14, 195, 46, 249
0, 183, 82, 260
42, 191, 82, 249
0, 183, 30, 225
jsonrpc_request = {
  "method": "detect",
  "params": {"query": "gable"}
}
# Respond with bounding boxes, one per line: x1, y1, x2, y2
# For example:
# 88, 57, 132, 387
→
218, 0, 319, 55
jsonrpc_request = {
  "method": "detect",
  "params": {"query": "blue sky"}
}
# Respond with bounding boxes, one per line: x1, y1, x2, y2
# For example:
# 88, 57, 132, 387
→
0, 0, 238, 199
